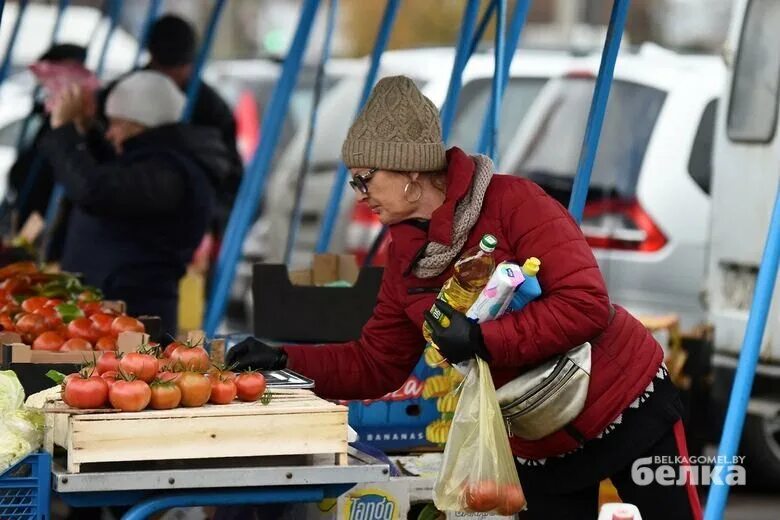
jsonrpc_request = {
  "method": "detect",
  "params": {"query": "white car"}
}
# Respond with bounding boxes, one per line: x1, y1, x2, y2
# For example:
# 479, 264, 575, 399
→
504, 44, 725, 328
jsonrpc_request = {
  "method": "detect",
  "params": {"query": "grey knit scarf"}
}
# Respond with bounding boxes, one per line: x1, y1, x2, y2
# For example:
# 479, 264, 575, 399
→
413, 154, 495, 279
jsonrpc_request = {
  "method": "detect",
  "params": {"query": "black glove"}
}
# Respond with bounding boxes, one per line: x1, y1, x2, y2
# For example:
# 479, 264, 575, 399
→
424, 300, 491, 364
225, 337, 288, 371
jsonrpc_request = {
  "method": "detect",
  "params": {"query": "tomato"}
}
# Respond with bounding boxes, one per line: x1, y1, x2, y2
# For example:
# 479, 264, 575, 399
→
33, 306, 62, 328
235, 372, 266, 402
63, 376, 109, 409
1, 275, 31, 294
32, 331, 65, 351
207, 369, 236, 382
109, 380, 151, 412
0, 313, 14, 331
170, 345, 210, 372
89, 313, 114, 337
95, 336, 117, 351
15, 313, 48, 343
464, 481, 500, 513
21, 296, 49, 313
79, 301, 104, 317
209, 378, 236, 404
176, 372, 211, 407
495, 484, 526, 515
96, 351, 120, 375
111, 316, 145, 336
149, 381, 181, 409
44, 298, 63, 308
68, 317, 99, 341
157, 370, 179, 383
119, 353, 158, 383
100, 370, 118, 389
60, 338, 93, 351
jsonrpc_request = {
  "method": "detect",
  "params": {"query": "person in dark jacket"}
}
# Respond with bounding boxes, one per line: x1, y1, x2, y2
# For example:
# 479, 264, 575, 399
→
6, 44, 88, 230
99, 14, 242, 237
227, 77, 703, 520
42, 70, 233, 336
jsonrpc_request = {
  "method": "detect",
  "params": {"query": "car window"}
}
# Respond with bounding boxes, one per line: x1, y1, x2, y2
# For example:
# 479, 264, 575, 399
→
0, 118, 25, 147
449, 77, 547, 160
512, 78, 666, 206
727, 0, 780, 143
689, 100, 717, 195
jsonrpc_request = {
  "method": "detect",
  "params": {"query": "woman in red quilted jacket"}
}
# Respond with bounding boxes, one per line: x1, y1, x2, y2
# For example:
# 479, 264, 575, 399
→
228, 76, 702, 520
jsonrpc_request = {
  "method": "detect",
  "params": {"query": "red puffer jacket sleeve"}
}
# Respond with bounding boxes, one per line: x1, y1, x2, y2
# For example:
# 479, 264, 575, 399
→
480, 181, 612, 368
283, 250, 425, 401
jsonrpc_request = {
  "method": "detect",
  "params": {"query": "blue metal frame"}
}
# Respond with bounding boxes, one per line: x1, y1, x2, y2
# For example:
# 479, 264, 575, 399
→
704, 185, 780, 517
285, 0, 339, 264
133, 0, 163, 68
0, 0, 28, 87
567, 0, 630, 223
315, 0, 401, 254
480, 0, 506, 160
476, 0, 531, 160
440, 0, 481, 143
182, 0, 227, 122
95, 0, 122, 78
204, 0, 322, 336
50, 0, 70, 44
468, 0, 497, 58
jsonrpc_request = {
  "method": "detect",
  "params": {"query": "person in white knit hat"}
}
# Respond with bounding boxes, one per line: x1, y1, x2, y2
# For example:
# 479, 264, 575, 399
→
42, 70, 234, 336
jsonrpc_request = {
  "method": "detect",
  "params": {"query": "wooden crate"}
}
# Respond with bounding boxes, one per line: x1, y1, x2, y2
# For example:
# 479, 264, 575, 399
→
43, 389, 348, 473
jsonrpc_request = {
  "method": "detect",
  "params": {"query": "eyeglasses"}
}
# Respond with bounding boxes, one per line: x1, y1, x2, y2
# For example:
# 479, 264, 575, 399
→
349, 168, 378, 194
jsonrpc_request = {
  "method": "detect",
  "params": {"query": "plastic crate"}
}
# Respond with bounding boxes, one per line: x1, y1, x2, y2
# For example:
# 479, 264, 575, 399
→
0, 451, 51, 520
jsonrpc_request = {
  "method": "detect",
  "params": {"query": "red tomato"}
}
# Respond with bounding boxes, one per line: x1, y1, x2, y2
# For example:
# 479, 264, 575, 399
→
43, 298, 63, 308
149, 381, 181, 409
119, 353, 158, 383
495, 484, 526, 515
67, 317, 99, 341
79, 301, 104, 317
89, 313, 114, 337
32, 331, 65, 351
163, 342, 183, 358
111, 316, 145, 336
15, 313, 48, 343
109, 380, 151, 412
235, 372, 266, 402
176, 372, 211, 407
157, 370, 179, 383
207, 369, 236, 382
0, 313, 15, 331
21, 296, 49, 313
60, 338, 92, 351
96, 351, 120, 375
33, 306, 62, 328
170, 345, 210, 372
464, 481, 500, 513
101, 370, 118, 389
63, 376, 109, 409
209, 378, 236, 404
95, 336, 117, 351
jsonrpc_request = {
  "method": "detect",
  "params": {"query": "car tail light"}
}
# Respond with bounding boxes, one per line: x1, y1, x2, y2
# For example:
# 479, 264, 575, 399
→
581, 198, 667, 252
234, 89, 259, 164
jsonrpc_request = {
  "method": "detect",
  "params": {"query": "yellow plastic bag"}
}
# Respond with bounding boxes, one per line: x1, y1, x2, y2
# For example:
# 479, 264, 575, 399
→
433, 358, 527, 515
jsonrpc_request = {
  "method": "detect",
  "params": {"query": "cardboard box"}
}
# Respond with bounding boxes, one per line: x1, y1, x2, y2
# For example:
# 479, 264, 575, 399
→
288, 254, 362, 287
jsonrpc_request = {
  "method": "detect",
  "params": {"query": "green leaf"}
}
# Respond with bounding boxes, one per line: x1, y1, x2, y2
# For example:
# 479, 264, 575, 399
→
55, 303, 84, 324
45, 370, 66, 385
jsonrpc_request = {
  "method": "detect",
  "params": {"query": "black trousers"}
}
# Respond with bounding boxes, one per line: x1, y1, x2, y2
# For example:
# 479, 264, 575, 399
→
519, 420, 703, 520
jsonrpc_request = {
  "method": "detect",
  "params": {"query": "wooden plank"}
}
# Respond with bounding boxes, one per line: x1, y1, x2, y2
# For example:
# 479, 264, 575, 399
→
67, 410, 347, 469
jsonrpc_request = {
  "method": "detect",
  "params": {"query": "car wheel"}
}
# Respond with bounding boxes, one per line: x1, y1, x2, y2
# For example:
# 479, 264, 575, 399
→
741, 412, 780, 490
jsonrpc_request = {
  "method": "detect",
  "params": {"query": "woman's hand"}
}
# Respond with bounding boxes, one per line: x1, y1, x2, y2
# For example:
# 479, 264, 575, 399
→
50, 83, 94, 131
424, 300, 491, 364
225, 337, 288, 371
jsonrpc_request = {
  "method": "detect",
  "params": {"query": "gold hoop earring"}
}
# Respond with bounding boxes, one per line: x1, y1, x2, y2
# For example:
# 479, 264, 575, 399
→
404, 181, 423, 203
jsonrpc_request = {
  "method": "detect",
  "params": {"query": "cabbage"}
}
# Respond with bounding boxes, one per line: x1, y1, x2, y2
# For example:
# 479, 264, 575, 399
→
0, 370, 24, 414
0, 371, 44, 472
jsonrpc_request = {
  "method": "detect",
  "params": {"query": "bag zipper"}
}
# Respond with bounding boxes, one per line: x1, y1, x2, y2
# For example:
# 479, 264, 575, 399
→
503, 367, 579, 421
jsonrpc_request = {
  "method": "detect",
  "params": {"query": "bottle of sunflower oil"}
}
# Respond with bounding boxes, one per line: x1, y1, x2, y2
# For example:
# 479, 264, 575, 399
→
422, 234, 497, 346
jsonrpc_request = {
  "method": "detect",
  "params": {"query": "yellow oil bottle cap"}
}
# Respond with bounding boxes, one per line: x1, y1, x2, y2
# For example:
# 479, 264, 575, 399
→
522, 257, 541, 277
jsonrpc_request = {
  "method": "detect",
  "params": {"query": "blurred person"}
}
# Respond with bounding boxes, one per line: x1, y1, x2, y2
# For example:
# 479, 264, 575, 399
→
227, 76, 703, 520
100, 14, 242, 240
42, 71, 234, 336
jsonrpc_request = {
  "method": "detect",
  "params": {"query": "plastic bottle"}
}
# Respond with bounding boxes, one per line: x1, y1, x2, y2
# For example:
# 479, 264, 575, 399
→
508, 257, 542, 312
422, 234, 498, 345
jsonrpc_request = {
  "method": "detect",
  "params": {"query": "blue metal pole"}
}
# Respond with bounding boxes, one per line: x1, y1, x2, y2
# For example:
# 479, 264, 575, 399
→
440, 0, 480, 143
315, 0, 401, 254
133, 0, 163, 68
476, 0, 531, 159
285, 0, 339, 265
204, 0, 321, 336
182, 0, 227, 122
704, 185, 780, 517
481, 0, 506, 160
51, 0, 70, 44
0, 1, 4, 26
0, 0, 28, 87
468, 0, 497, 58
95, 0, 123, 79
567, 0, 630, 223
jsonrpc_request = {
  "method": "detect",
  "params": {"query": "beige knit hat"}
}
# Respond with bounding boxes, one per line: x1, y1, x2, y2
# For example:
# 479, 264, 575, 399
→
342, 75, 447, 172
